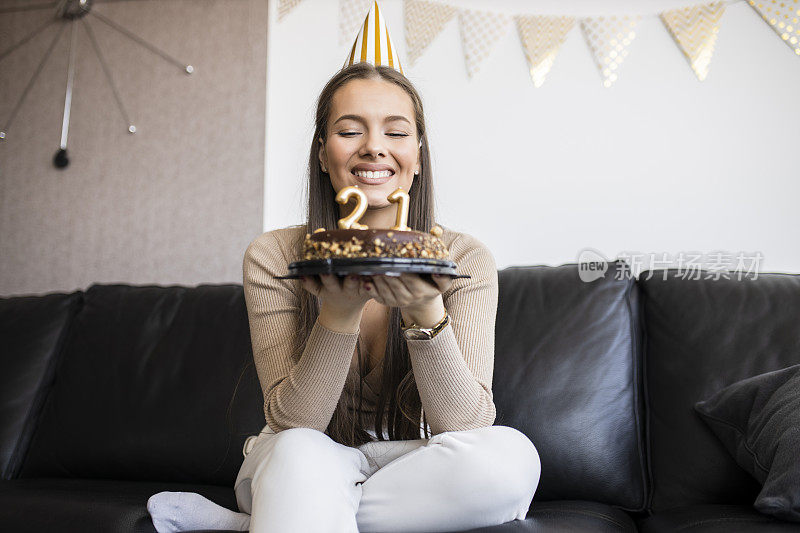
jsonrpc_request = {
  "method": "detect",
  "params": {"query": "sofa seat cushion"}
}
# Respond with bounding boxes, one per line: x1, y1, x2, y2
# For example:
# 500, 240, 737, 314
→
179, 502, 637, 533
430, 500, 637, 532
0, 478, 237, 533
181, 501, 638, 533
638, 504, 800, 532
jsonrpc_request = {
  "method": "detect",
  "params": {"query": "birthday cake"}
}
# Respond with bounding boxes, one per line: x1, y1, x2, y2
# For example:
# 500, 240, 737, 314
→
302, 226, 449, 261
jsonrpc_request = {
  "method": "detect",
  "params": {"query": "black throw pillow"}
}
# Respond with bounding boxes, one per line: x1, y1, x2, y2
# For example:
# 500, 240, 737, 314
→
694, 364, 800, 523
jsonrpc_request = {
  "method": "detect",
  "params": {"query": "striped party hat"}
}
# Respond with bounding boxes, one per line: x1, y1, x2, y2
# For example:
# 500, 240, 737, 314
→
343, 1, 404, 75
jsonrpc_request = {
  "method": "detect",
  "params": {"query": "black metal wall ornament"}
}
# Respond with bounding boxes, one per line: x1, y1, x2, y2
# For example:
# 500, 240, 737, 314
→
0, 0, 195, 169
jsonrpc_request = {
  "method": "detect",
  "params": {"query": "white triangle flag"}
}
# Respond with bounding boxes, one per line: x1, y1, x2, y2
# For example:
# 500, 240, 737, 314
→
404, 0, 457, 66
661, 1, 725, 81
746, 0, 800, 56
515, 15, 575, 87
580, 15, 641, 87
458, 8, 510, 79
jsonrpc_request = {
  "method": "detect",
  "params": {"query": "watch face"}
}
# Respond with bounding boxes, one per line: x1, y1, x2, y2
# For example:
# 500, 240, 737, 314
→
404, 329, 432, 340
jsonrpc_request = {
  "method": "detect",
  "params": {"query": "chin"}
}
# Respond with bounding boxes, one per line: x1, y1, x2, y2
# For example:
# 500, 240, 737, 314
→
364, 195, 393, 209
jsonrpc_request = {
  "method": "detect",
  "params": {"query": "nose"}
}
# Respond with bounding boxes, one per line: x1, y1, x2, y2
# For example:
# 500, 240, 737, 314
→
359, 129, 386, 158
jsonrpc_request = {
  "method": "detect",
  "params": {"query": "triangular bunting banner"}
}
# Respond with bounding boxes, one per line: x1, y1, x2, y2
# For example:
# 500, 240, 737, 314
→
326, 0, 794, 83
660, 1, 725, 81
278, 0, 305, 22
458, 8, 510, 79
746, 0, 800, 56
404, 0, 457, 66
339, 0, 373, 46
515, 15, 575, 87
580, 15, 641, 87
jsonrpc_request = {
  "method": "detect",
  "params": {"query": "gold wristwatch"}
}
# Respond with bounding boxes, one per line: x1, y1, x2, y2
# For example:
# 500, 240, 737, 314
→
401, 312, 450, 340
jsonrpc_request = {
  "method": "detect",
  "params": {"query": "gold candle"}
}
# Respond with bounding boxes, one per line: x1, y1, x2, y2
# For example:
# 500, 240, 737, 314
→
335, 185, 369, 229
387, 188, 411, 231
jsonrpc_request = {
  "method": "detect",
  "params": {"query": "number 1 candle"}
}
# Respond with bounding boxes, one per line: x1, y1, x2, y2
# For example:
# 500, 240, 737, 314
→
387, 188, 411, 231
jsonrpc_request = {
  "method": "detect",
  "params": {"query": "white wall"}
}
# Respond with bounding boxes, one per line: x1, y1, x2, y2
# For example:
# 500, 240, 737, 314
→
265, 0, 800, 275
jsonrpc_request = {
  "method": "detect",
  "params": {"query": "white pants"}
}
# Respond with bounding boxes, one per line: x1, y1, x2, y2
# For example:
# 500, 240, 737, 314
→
234, 424, 541, 533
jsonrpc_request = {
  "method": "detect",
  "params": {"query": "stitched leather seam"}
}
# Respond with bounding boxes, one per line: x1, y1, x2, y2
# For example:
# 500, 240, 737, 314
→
638, 277, 656, 514
624, 266, 649, 513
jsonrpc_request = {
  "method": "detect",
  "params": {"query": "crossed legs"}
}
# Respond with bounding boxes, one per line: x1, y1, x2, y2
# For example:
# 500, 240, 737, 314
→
236, 426, 369, 532
235, 424, 541, 533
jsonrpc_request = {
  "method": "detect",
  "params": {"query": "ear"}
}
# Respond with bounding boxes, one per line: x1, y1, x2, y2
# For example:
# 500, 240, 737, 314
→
318, 137, 327, 173
415, 139, 422, 175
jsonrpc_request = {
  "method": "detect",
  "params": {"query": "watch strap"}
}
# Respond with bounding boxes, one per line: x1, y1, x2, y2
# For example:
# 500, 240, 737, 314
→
401, 312, 450, 339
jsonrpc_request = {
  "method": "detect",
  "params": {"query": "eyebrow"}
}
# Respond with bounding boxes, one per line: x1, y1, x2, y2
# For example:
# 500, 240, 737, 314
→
333, 114, 412, 126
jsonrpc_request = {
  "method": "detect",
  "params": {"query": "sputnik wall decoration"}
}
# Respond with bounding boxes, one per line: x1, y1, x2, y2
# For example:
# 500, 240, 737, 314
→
0, 0, 194, 168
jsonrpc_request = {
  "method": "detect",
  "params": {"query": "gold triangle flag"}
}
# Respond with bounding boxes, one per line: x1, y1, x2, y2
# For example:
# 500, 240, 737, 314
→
343, 1, 404, 74
458, 8, 510, 79
660, 1, 725, 81
580, 15, 641, 88
278, 0, 305, 22
746, 0, 800, 56
404, 0, 457, 66
515, 15, 575, 88
339, 0, 373, 46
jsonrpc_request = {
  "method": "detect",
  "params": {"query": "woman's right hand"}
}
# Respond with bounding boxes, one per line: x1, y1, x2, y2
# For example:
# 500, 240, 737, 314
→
300, 274, 373, 332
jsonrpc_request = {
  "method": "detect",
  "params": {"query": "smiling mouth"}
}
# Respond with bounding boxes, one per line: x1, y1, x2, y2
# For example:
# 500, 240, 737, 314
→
351, 169, 394, 185
351, 169, 394, 179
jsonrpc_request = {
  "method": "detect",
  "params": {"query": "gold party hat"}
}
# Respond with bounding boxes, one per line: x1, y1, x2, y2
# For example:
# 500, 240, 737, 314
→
344, 1, 404, 75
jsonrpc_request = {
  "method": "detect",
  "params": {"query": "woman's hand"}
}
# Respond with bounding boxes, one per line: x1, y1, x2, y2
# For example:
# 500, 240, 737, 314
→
366, 273, 455, 328
300, 274, 372, 333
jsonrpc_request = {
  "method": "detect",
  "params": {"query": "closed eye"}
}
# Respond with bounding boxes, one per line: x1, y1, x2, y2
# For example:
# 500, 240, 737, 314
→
337, 132, 410, 138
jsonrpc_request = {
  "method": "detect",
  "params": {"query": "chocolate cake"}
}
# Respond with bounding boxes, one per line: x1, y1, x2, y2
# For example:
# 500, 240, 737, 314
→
302, 226, 449, 260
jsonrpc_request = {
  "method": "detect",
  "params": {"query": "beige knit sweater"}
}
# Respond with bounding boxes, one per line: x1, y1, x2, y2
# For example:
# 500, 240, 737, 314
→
242, 224, 498, 438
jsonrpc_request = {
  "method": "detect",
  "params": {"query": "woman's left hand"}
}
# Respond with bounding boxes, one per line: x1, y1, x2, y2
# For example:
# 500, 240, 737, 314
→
365, 273, 454, 322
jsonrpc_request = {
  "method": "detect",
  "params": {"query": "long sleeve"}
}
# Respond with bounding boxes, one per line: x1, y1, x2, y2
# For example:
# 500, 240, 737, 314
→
405, 231, 499, 435
242, 228, 359, 433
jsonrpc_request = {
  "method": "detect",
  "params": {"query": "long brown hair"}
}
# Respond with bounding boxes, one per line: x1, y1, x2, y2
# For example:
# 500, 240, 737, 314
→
289, 62, 437, 447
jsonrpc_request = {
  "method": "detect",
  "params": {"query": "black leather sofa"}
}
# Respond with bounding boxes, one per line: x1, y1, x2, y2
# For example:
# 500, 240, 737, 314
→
1, 260, 799, 532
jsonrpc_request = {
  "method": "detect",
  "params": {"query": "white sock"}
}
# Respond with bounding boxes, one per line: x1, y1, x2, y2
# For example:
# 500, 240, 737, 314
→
147, 491, 251, 533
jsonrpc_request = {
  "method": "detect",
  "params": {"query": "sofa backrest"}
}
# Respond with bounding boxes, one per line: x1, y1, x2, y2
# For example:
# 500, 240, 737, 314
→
639, 269, 800, 512
494, 260, 648, 512
16, 284, 265, 487
0, 292, 83, 480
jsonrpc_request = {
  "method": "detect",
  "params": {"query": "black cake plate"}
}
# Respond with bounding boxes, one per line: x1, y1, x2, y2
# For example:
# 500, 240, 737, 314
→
273, 257, 470, 280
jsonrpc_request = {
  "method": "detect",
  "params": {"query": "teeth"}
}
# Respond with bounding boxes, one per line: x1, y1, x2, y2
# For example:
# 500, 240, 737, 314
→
354, 170, 392, 179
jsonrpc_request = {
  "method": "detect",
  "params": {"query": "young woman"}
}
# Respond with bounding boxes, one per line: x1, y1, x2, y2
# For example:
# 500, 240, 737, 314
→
233, 62, 542, 533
